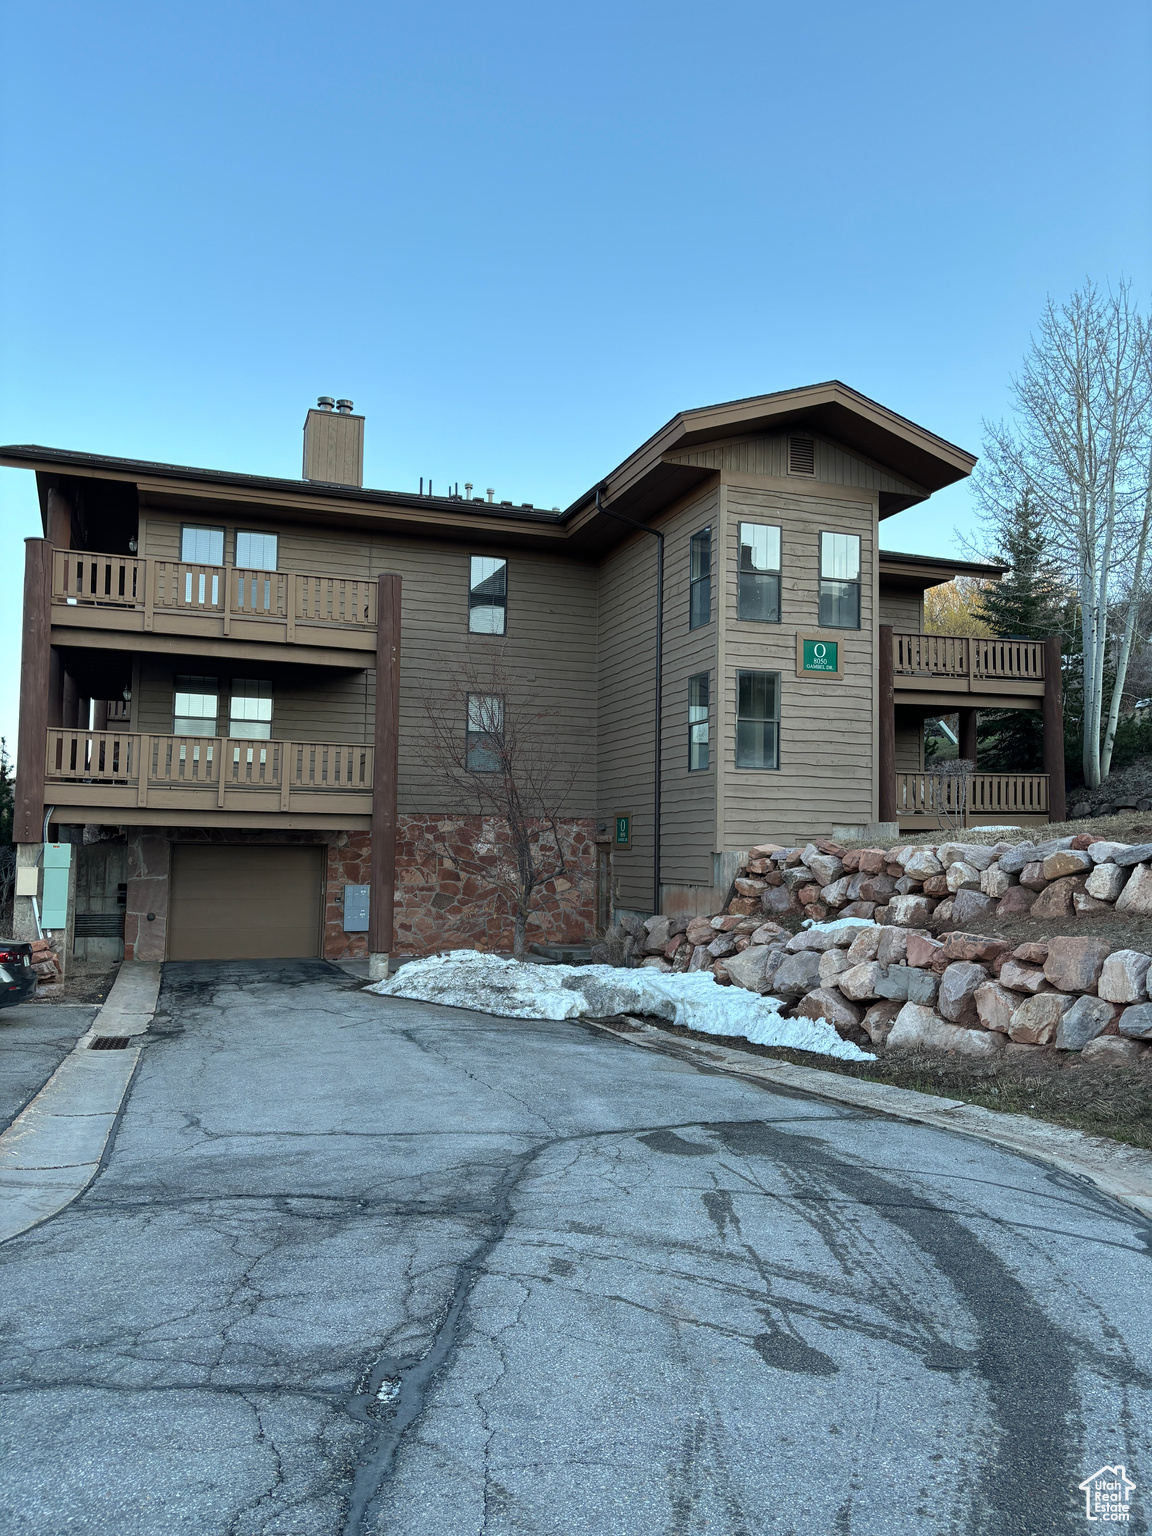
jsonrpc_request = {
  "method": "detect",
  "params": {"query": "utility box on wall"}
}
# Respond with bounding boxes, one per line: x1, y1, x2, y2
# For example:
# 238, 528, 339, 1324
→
42, 843, 73, 929
343, 884, 370, 932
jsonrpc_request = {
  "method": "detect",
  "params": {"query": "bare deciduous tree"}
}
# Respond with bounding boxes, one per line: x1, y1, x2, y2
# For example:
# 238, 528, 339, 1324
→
417, 650, 589, 959
975, 281, 1152, 787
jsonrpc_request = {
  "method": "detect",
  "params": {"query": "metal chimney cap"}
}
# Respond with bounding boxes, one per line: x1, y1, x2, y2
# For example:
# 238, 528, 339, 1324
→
335, 398, 354, 413
317, 396, 335, 410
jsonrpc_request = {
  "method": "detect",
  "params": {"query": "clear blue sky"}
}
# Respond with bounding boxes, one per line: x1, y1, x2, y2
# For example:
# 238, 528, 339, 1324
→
1, 0, 1149, 758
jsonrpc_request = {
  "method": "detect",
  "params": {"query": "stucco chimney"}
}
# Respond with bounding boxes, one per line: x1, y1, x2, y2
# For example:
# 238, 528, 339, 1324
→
303, 396, 364, 486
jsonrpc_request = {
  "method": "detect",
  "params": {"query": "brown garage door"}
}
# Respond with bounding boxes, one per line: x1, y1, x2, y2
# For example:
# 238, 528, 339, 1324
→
168, 845, 324, 961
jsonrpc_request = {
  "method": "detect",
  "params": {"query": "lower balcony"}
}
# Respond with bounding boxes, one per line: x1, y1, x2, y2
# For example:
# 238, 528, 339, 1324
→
45, 729, 374, 828
895, 771, 1050, 831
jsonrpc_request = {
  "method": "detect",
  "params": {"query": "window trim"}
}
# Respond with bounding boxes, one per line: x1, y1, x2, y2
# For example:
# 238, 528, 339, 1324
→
179, 524, 226, 566
465, 692, 505, 772
689, 527, 712, 631
173, 674, 220, 738
468, 555, 508, 635
736, 521, 782, 624
818, 530, 862, 630
234, 530, 279, 572
734, 669, 781, 771
688, 672, 710, 772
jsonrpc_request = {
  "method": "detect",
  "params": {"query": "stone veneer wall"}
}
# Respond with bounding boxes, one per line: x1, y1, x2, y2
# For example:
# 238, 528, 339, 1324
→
123, 818, 598, 962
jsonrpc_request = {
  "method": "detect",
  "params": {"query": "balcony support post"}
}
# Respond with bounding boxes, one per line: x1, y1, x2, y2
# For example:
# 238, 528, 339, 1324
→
958, 708, 978, 766
369, 574, 401, 978
1043, 636, 1066, 823
15, 539, 53, 852
878, 624, 896, 825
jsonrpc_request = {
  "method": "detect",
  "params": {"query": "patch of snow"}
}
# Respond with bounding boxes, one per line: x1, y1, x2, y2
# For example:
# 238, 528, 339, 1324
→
798, 916, 877, 934
368, 950, 875, 1061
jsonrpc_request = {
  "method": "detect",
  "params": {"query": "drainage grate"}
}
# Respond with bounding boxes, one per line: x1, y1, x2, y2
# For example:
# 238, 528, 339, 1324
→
88, 1035, 133, 1051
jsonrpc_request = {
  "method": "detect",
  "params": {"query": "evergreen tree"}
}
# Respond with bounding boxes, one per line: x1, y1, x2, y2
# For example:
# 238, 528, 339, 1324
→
0, 739, 12, 847
975, 496, 1069, 772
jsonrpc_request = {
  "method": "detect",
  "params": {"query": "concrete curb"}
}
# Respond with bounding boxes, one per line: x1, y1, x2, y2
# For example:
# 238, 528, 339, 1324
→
0, 962, 162, 1243
586, 1021, 1152, 1221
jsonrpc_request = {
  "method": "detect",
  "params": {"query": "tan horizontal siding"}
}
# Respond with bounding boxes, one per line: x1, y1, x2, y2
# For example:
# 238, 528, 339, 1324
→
718, 486, 877, 846
878, 585, 923, 629
666, 432, 916, 496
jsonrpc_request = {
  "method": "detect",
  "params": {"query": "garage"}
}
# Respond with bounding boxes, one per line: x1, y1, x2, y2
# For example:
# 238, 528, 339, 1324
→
168, 845, 325, 961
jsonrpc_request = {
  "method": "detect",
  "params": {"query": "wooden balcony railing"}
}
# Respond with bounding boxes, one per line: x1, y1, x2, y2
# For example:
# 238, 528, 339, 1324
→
896, 771, 1050, 827
45, 730, 373, 812
893, 632, 1045, 683
51, 549, 378, 636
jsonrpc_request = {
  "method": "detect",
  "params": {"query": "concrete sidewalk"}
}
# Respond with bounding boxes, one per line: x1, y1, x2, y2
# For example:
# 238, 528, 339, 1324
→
0, 961, 161, 1243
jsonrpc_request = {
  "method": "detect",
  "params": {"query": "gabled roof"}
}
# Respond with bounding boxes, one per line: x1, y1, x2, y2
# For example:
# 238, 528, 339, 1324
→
565, 380, 976, 541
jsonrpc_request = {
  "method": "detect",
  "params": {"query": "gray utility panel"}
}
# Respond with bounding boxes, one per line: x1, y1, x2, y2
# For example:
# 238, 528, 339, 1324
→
343, 885, 370, 932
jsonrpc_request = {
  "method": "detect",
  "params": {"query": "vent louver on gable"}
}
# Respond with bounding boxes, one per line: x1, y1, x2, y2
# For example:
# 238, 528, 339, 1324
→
788, 436, 815, 475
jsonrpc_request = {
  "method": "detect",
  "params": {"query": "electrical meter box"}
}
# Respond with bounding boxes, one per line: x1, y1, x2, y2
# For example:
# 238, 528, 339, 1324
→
343, 884, 370, 932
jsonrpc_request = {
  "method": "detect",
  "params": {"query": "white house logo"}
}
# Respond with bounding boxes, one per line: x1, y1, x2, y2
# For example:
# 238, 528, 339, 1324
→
1079, 1465, 1136, 1522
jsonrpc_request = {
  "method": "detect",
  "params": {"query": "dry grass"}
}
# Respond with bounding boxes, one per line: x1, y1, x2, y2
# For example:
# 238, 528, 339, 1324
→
626, 1019, 1152, 1152
838, 811, 1152, 852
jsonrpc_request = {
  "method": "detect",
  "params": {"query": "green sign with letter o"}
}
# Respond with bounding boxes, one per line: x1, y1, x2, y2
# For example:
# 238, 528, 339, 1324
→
802, 639, 838, 673
615, 815, 631, 848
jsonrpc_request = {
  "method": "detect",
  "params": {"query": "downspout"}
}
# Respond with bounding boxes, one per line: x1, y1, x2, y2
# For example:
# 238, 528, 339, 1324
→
594, 487, 663, 914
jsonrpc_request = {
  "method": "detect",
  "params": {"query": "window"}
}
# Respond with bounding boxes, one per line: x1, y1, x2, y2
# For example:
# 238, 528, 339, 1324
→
736, 670, 780, 770
181, 526, 225, 564
174, 676, 218, 737
235, 531, 278, 570
788, 436, 815, 475
469, 556, 507, 634
737, 523, 782, 622
229, 679, 273, 740
819, 532, 862, 628
688, 673, 710, 771
689, 528, 711, 629
466, 694, 504, 772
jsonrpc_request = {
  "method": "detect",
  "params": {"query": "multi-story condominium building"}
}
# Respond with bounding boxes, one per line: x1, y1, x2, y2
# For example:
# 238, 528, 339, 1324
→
4, 382, 1063, 968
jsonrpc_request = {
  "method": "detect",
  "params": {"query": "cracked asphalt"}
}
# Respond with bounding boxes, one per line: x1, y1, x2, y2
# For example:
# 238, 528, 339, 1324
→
0, 958, 1148, 1536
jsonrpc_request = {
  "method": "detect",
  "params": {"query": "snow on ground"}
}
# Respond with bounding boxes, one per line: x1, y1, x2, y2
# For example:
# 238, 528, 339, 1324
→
368, 950, 875, 1061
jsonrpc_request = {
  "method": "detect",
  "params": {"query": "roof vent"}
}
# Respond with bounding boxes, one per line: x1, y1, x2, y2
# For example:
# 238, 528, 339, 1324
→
303, 398, 364, 487
788, 435, 815, 475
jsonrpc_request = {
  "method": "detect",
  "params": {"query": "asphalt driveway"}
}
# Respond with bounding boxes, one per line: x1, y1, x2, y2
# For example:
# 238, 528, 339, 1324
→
0, 958, 1147, 1535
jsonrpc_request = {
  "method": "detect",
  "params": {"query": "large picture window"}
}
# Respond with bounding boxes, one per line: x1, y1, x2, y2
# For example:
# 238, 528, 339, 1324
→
174, 676, 219, 737
735, 670, 780, 770
688, 673, 710, 771
469, 556, 507, 634
466, 693, 504, 772
689, 528, 712, 629
819, 532, 861, 628
737, 523, 782, 622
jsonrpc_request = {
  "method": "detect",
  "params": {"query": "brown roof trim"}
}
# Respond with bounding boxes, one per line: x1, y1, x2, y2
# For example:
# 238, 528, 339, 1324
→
564, 380, 977, 527
879, 548, 1005, 586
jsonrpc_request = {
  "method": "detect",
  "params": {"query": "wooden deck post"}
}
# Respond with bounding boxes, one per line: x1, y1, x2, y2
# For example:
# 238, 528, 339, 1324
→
15, 539, 53, 845
958, 708, 978, 766
369, 575, 401, 977
1043, 636, 1066, 823
878, 624, 896, 825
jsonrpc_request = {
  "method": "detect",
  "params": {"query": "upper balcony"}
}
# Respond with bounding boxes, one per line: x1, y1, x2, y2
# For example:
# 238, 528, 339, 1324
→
50, 548, 379, 663
891, 631, 1046, 709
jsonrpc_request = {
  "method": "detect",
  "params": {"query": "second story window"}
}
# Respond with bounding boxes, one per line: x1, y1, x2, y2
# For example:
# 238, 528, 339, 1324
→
469, 556, 507, 634
688, 673, 710, 771
819, 532, 862, 628
229, 679, 273, 740
689, 528, 712, 629
236, 532, 278, 570
466, 693, 504, 772
174, 676, 218, 737
737, 523, 782, 622
181, 526, 224, 565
